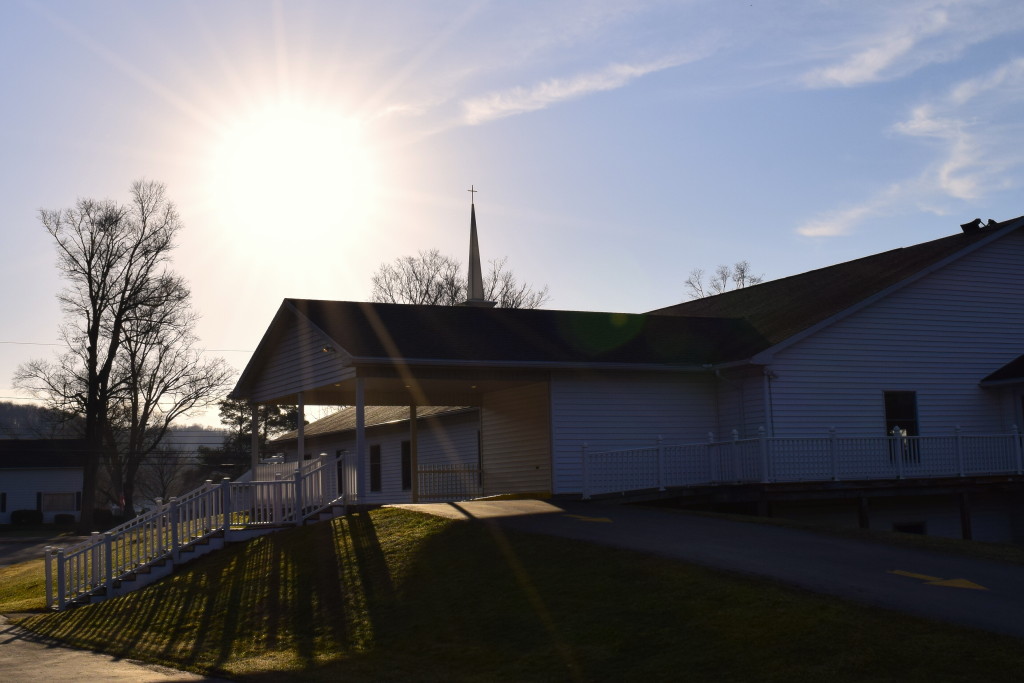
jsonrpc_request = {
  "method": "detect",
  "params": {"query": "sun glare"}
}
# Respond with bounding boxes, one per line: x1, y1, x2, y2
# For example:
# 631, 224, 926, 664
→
207, 102, 378, 239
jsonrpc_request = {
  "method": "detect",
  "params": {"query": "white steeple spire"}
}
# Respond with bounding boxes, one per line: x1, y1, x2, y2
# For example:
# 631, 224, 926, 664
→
463, 186, 496, 308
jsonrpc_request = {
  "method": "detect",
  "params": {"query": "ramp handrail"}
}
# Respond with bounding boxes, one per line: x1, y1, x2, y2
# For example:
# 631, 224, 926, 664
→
581, 427, 1024, 499
46, 454, 341, 610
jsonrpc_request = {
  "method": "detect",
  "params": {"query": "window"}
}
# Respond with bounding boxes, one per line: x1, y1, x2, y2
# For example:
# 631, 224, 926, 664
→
41, 492, 77, 512
884, 391, 920, 464
401, 441, 412, 491
0, 492, 5, 513
370, 445, 382, 492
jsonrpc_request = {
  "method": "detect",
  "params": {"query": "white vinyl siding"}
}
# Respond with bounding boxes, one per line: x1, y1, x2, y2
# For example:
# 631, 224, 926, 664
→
247, 314, 351, 403
550, 371, 716, 494
767, 229, 1024, 437
0, 468, 82, 524
274, 410, 479, 504
481, 383, 551, 496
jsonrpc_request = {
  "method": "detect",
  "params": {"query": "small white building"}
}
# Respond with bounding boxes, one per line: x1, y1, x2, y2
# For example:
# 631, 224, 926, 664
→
269, 405, 480, 505
0, 439, 85, 524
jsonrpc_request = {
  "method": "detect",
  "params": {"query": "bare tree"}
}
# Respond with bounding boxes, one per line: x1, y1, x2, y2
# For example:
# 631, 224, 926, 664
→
684, 260, 764, 300
370, 249, 549, 308
14, 180, 227, 529
99, 283, 232, 516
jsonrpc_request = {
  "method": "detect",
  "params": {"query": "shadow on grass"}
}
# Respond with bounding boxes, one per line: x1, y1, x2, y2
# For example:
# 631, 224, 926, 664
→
14, 508, 1024, 683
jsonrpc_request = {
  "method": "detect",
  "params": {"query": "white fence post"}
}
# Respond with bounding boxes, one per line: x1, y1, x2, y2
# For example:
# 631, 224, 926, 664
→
731, 429, 739, 482
90, 532, 101, 588
829, 427, 838, 481
1014, 424, 1023, 475
44, 546, 53, 609
294, 465, 304, 522
56, 547, 66, 611
955, 425, 964, 477
169, 497, 180, 562
274, 473, 283, 523
708, 432, 717, 483
893, 426, 904, 479
758, 426, 769, 483
220, 478, 232, 532
656, 436, 665, 491
581, 443, 590, 500
103, 532, 113, 593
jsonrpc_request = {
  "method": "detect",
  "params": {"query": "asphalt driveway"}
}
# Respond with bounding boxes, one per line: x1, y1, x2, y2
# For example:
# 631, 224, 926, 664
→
397, 499, 1024, 639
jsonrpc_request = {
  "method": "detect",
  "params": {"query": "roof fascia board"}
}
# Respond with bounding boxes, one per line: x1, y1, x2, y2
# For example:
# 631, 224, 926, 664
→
750, 219, 1024, 364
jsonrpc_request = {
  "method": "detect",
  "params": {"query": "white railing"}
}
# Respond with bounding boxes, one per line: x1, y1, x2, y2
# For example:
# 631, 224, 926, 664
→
582, 428, 1024, 499
418, 463, 483, 501
46, 454, 341, 610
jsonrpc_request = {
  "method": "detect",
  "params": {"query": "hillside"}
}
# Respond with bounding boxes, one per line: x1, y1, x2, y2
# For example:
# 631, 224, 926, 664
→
9, 508, 1024, 682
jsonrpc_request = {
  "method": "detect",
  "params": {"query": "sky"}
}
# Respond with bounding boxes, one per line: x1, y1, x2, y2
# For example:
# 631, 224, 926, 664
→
3, 0, 1024, 426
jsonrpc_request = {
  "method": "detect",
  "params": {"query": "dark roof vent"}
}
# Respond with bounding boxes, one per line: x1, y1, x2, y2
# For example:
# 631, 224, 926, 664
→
987, 218, 998, 227
960, 218, 982, 233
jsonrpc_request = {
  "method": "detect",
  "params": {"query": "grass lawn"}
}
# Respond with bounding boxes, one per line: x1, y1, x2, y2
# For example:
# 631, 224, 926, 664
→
5, 508, 1024, 682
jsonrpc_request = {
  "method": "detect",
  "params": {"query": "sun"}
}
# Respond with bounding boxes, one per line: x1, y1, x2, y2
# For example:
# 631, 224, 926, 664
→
206, 101, 378, 239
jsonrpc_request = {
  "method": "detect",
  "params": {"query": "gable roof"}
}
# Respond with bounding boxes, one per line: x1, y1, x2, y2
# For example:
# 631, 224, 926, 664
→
650, 217, 1024, 350
272, 405, 475, 443
285, 299, 768, 367
0, 439, 88, 469
980, 353, 1024, 387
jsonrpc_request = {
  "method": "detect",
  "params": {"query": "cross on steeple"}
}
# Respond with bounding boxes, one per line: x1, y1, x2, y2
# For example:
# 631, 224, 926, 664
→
468, 185, 477, 204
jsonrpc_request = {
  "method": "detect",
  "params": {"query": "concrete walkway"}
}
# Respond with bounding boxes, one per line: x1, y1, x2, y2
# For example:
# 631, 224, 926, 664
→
396, 500, 1024, 639
0, 615, 231, 682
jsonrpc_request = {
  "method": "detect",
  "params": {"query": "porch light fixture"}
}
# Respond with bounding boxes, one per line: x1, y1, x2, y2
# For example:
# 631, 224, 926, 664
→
321, 345, 336, 353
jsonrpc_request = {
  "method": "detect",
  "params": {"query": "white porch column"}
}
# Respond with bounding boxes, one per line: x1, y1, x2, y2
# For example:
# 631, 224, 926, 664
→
296, 392, 305, 462
410, 404, 419, 503
250, 403, 260, 474
355, 377, 366, 503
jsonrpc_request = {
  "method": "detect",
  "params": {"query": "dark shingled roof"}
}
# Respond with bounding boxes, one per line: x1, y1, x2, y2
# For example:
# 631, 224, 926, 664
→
290, 299, 769, 366
273, 405, 474, 442
650, 220, 1021, 349
981, 354, 1024, 386
0, 439, 88, 469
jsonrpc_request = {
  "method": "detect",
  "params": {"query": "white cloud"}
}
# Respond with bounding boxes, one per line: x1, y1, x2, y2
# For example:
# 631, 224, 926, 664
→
800, 1, 1024, 89
796, 184, 906, 237
798, 52, 1024, 237
461, 54, 695, 125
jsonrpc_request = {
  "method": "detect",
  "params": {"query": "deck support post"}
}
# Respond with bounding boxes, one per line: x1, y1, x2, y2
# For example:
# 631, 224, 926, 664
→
857, 496, 870, 530
959, 492, 973, 540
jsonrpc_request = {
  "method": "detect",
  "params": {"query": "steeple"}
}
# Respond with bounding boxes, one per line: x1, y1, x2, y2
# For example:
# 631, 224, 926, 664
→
463, 186, 496, 308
